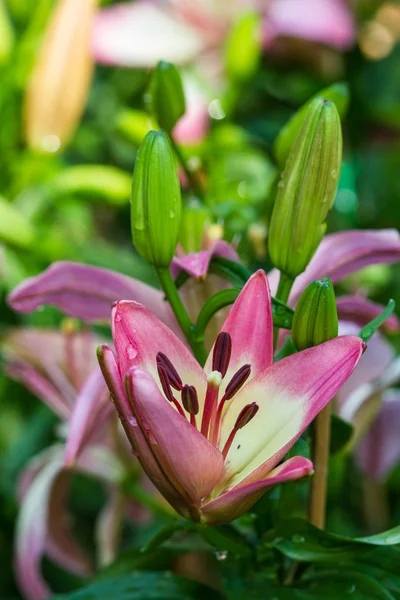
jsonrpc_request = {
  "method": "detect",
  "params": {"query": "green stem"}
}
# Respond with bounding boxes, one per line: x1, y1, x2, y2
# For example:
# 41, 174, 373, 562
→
170, 136, 204, 198
273, 272, 294, 348
156, 267, 207, 365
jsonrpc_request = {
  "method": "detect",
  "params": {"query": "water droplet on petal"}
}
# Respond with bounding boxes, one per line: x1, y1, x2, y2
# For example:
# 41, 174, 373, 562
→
127, 415, 138, 427
115, 313, 122, 322
148, 432, 158, 445
126, 344, 137, 360
215, 550, 228, 561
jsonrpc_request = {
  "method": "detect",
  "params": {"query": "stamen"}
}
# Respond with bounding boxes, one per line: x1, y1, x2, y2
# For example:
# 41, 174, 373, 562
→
212, 332, 232, 378
157, 363, 186, 417
224, 364, 251, 400
156, 352, 182, 390
210, 365, 251, 446
222, 402, 259, 459
181, 384, 199, 427
201, 371, 222, 438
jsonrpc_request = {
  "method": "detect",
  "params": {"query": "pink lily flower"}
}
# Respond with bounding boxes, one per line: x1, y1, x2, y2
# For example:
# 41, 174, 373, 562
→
8, 230, 400, 331
3, 328, 149, 600
98, 271, 364, 524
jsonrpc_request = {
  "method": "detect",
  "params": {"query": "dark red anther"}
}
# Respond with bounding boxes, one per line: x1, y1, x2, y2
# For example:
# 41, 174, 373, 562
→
212, 332, 232, 378
157, 364, 175, 403
181, 385, 199, 415
224, 364, 251, 400
234, 402, 259, 430
156, 352, 182, 390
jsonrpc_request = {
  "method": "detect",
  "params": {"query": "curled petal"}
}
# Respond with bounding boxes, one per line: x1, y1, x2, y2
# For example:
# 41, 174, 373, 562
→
170, 241, 239, 280
7, 261, 175, 328
356, 390, 400, 481
92, 2, 205, 67
202, 456, 313, 525
336, 296, 400, 333
15, 446, 92, 600
221, 336, 364, 487
98, 345, 193, 517
204, 270, 273, 388
127, 368, 224, 506
64, 367, 111, 466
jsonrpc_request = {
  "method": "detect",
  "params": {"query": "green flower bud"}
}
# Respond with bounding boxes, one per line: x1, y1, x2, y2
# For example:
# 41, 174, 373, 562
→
179, 200, 211, 254
131, 130, 181, 267
274, 82, 349, 166
268, 98, 342, 280
148, 61, 185, 133
292, 277, 338, 351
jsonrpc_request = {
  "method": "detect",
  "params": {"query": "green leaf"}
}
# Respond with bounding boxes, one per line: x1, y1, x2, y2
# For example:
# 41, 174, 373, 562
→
195, 523, 254, 557
358, 300, 396, 342
52, 572, 224, 600
330, 414, 354, 455
48, 166, 132, 205
0, 195, 35, 247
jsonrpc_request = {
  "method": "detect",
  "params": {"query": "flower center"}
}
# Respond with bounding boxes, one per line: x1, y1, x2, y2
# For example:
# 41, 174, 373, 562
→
155, 332, 257, 455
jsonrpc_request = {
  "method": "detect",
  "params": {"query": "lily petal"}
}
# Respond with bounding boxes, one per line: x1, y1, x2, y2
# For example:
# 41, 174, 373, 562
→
98, 345, 194, 517
127, 368, 224, 506
112, 300, 206, 406
202, 456, 313, 525
7, 261, 175, 328
170, 241, 239, 280
15, 446, 92, 600
268, 230, 400, 304
64, 366, 111, 466
92, 2, 205, 68
336, 296, 400, 333
221, 336, 364, 487
356, 390, 400, 481
204, 270, 273, 388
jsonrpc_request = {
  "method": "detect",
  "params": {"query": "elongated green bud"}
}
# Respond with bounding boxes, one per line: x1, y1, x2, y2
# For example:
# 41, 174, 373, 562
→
148, 61, 185, 133
274, 82, 349, 166
131, 130, 181, 267
225, 12, 262, 81
292, 277, 338, 351
268, 98, 342, 280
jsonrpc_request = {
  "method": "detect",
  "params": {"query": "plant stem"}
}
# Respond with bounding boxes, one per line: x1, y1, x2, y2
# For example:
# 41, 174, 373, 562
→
170, 136, 204, 198
363, 476, 390, 533
273, 272, 294, 348
309, 402, 332, 529
156, 267, 207, 365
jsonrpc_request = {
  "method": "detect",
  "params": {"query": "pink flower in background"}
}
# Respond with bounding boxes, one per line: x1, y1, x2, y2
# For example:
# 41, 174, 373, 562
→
3, 328, 149, 600
98, 271, 364, 524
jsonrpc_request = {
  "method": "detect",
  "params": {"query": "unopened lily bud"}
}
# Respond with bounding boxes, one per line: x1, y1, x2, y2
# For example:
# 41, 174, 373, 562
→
268, 98, 342, 280
131, 130, 182, 267
25, 0, 96, 152
148, 61, 185, 133
274, 82, 349, 166
292, 277, 338, 351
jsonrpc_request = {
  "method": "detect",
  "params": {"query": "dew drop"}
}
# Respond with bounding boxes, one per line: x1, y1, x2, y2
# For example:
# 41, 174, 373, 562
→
331, 169, 337, 179
277, 180, 284, 189
291, 534, 305, 543
148, 432, 158, 445
126, 344, 137, 360
127, 415, 138, 427
346, 584, 356, 594
169, 209, 175, 218
115, 313, 122, 322
215, 550, 228, 561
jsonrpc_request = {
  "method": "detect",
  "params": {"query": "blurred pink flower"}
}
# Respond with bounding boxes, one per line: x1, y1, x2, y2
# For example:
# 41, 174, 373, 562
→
3, 328, 149, 600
